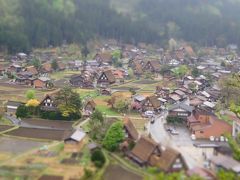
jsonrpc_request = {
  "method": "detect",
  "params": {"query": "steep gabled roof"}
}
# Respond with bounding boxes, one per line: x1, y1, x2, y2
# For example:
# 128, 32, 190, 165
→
130, 136, 159, 163
146, 96, 161, 109
123, 117, 139, 141
150, 147, 184, 172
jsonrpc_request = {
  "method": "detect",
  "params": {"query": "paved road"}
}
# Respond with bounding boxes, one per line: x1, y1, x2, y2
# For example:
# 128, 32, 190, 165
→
148, 112, 210, 169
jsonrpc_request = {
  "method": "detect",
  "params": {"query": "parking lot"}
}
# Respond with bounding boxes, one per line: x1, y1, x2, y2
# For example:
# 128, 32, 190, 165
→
149, 114, 214, 168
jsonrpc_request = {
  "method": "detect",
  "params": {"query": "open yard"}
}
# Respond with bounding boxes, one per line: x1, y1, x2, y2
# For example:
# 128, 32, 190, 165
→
0, 136, 47, 155
5, 127, 66, 141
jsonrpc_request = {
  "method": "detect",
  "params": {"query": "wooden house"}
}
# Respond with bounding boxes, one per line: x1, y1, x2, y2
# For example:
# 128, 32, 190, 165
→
142, 96, 161, 112
39, 93, 58, 112
97, 70, 115, 87
187, 108, 232, 139
168, 103, 194, 119
33, 77, 52, 89
143, 60, 161, 73
64, 130, 86, 153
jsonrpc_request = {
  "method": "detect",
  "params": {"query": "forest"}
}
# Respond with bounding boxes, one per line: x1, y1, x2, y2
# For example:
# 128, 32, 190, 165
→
1, 0, 240, 53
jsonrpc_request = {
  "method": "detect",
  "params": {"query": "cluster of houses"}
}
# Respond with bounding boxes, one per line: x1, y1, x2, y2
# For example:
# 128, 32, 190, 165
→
121, 116, 240, 178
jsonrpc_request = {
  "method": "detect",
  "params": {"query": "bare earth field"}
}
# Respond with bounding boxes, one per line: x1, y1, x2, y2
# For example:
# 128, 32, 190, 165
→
0, 136, 47, 155
104, 164, 142, 180
0, 125, 14, 132
23, 119, 74, 130
6, 127, 65, 141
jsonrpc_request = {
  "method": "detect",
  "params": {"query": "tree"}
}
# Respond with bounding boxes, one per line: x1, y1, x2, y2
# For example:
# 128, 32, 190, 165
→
129, 88, 136, 96
26, 99, 40, 107
16, 105, 28, 118
32, 58, 41, 70
103, 121, 125, 151
114, 98, 129, 113
55, 87, 82, 119
227, 134, 240, 161
26, 90, 36, 100
51, 59, 58, 71
172, 65, 188, 79
217, 169, 237, 180
168, 38, 177, 52
91, 149, 106, 168
90, 109, 104, 127
191, 67, 200, 78
81, 45, 89, 59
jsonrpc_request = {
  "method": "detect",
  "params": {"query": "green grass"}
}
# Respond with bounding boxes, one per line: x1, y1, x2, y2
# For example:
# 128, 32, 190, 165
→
80, 147, 91, 166
0, 117, 12, 126
75, 89, 98, 99
50, 70, 80, 80
96, 105, 120, 116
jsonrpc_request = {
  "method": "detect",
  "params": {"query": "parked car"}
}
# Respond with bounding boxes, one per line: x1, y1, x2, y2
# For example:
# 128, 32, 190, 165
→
144, 111, 154, 117
170, 129, 179, 135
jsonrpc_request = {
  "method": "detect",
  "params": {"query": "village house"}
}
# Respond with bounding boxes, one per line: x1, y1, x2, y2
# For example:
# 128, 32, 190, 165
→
39, 93, 58, 112
99, 88, 111, 96
113, 69, 125, 84
83, 100, 96, 116
131, 61, 143, 77
187, 108, 232, 139
149, 147, 188, 172
97, 70, 115, 87
70, 73, 95, 89
8, 64, 22, 73
0, 65, 5, 75
6, 101, 23, 115
128, 136, 187, 172
94, 52, 113, 65
63, 129, 86, 153
25, 66, 38, 76
41, 62, 52, 73
168, 103, 194, 119
209, 154, 240, 175
142, 96, 161, 112
123, 117, 139, 142
131, 94, 146, 111
15, 72, 34, 86
143, 60, 161, 74
128, 136, 161, 166
33, 77, 52, 89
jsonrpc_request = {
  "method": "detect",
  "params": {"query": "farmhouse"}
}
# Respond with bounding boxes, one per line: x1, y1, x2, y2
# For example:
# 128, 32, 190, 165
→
40, 93, 58, 112
33, 77, 52, 89
142, 96, 161, 112
123, 117, 139, 142
143, 60, 161, 73
97, 70, 115, 87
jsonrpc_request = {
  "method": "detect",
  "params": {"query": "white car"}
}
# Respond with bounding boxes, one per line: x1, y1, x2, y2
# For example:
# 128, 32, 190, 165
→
144, 111, 154, 117
170, 129, 179, 135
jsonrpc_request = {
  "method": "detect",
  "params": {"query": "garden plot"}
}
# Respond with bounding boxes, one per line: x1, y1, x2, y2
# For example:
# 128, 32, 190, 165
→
6, 127, 66, 141
0, 125, 14, 132
0, 136, 47, 155
104, 164, 142, 180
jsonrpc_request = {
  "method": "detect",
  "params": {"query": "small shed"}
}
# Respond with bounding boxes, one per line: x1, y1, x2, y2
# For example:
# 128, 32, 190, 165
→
64, 130, 86, 153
